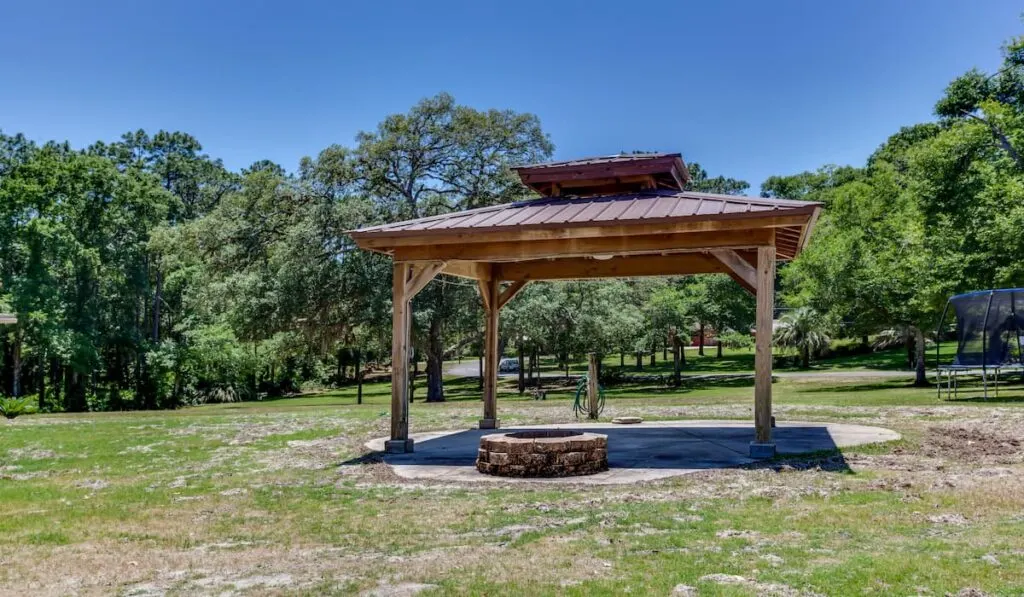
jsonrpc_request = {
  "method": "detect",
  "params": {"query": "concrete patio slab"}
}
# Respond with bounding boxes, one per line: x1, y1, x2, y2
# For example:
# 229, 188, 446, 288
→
362, 420, 900, 485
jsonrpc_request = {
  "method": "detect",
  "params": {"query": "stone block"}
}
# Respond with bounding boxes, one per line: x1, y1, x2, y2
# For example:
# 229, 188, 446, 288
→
556, 452, 586, 466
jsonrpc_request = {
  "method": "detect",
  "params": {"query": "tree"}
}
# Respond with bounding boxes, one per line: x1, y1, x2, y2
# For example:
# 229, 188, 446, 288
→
684, 275, 755, 358
774, 308, 831, 369
645, 287, 689, 385
934, 30, 1024, 171
354, 93, 553, 402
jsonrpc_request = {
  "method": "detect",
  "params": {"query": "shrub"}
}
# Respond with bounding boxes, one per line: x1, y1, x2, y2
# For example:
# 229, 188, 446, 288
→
718, 330, 754, 350
0, 397, 37, 419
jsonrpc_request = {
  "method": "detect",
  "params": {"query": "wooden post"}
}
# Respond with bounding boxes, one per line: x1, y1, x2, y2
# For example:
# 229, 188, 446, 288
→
386, 262, 412, 453
355, 348, 362, 405
480, 277, 500, 429
587, 353, 600, 419
751, 245, 776, 458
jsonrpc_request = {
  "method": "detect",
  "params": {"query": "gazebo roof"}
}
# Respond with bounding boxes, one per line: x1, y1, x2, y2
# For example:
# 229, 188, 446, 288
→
349, 153, 821, 291
350, 189, 820, 263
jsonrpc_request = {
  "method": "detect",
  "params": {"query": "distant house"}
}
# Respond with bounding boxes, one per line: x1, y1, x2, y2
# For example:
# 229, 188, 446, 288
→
0, 313, 15, 325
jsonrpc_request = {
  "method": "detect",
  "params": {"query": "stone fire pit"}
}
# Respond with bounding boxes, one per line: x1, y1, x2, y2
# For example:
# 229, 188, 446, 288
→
476, 430, 608, 477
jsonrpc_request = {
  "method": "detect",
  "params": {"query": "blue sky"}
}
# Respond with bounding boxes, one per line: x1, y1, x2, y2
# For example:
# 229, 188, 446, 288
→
2, 0, 1020, 189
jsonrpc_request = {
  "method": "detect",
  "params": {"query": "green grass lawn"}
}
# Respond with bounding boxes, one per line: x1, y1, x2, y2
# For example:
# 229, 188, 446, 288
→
2, 373, 1023, 595
454, 341, 961, 379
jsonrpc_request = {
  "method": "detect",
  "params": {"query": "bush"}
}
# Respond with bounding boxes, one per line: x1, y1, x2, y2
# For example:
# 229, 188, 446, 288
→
0, 397, 37, 419
718, 330, 754, 350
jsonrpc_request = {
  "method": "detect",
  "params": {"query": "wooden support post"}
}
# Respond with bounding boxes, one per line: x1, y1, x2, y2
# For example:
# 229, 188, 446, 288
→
751, 245, 776, 458
386, 262, 413, 453
587, 353, 600, 420
480, 277, 500, 429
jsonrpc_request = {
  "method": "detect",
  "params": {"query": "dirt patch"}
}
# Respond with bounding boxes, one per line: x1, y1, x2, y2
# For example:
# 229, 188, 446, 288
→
921, 425, 1023, 463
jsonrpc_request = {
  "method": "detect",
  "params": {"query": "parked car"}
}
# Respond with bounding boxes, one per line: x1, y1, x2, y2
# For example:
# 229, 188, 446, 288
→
498, 358, 519, 373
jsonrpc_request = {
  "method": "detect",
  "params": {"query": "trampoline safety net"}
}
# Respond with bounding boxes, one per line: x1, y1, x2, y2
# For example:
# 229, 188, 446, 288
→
942, 289, 1024, 368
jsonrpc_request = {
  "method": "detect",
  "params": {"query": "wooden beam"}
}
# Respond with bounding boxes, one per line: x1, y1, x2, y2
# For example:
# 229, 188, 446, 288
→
439, 260, 490, 280
797, 207, 821, 250
725, 272, 756, 295
393, 228, 776, 262
477, 279, 492, 312
406, 262, 445, 298
494, 253, 729, 281
497, 280, 529, 309
481, 277, 500, 429
711, 250, 757, 295
387, 262, 412, 452
356, 212, 814, 249
754, 245, 776, 449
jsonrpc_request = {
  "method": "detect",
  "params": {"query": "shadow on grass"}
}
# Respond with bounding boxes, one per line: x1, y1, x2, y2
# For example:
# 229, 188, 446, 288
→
795, 381, 915, 394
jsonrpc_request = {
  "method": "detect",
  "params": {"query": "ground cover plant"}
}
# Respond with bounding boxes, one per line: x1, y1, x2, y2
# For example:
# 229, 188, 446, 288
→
2, 374, 1023, 596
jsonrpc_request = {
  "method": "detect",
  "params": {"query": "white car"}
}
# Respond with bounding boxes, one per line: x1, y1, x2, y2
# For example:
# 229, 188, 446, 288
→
498, 358, 519, 373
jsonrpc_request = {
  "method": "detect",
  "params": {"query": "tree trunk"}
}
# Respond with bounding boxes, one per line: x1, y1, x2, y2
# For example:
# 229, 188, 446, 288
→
801, 344, 810, 369
517, 341, 525, 394
11, 327, 22, 398
66, 370, 87, 413
913, 327, 928, 387
51, 358, 61, 408
425, 316, 445, 402
619, 351, 624, 368
1, 332, 11, 396
38, 353, 46, 411
355, 349, 363, 405
152, 265, 162, 343
698, 323, 705, 356
650, 350, 655, 366
670, 329, 681, 386
717, 340, 723, 358
663, 342, 667, 360
478, 353, 483, 391
532, 347, 540, 390
410, 354, 419, 403
636, 351, 643, 371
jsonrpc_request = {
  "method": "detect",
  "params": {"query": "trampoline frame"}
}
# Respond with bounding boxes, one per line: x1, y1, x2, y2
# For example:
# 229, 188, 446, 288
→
935, 288, 1024, 400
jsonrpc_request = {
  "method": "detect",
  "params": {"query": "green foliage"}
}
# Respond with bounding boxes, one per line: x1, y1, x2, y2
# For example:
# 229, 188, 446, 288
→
0, 397, 35, 419
718, 330, 754, 350
774, 308, 832, 369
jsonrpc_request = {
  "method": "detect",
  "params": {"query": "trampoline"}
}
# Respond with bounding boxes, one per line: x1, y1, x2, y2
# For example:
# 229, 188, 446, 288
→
936, 289, 1024, 399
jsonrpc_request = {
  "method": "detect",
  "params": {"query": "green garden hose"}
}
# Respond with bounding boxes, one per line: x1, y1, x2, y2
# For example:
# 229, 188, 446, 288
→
573, 374, 606, 419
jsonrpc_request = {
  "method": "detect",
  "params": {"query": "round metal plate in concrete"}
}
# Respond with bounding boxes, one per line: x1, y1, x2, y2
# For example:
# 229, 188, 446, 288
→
363, 420, 899, 485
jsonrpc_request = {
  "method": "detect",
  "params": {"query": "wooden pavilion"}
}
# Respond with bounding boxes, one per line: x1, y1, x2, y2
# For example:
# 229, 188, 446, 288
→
349, 153, 822, 457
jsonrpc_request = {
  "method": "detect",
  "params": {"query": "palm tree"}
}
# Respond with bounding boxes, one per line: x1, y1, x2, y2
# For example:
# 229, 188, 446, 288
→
774, 307, 831, 369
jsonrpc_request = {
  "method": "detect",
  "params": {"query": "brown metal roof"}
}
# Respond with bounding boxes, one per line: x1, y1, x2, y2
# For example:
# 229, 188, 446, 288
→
513, 153, 690, 196
354, 190, 816, 235
350, 190, 821, 260
515, 153, 681, 170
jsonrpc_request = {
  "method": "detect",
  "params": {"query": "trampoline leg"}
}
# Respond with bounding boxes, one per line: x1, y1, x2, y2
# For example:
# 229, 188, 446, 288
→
982, 370, 988, 401
995, 369, 999, 399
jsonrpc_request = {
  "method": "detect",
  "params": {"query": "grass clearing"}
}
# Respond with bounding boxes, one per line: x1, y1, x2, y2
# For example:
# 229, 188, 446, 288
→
2, 375, 1023, 595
